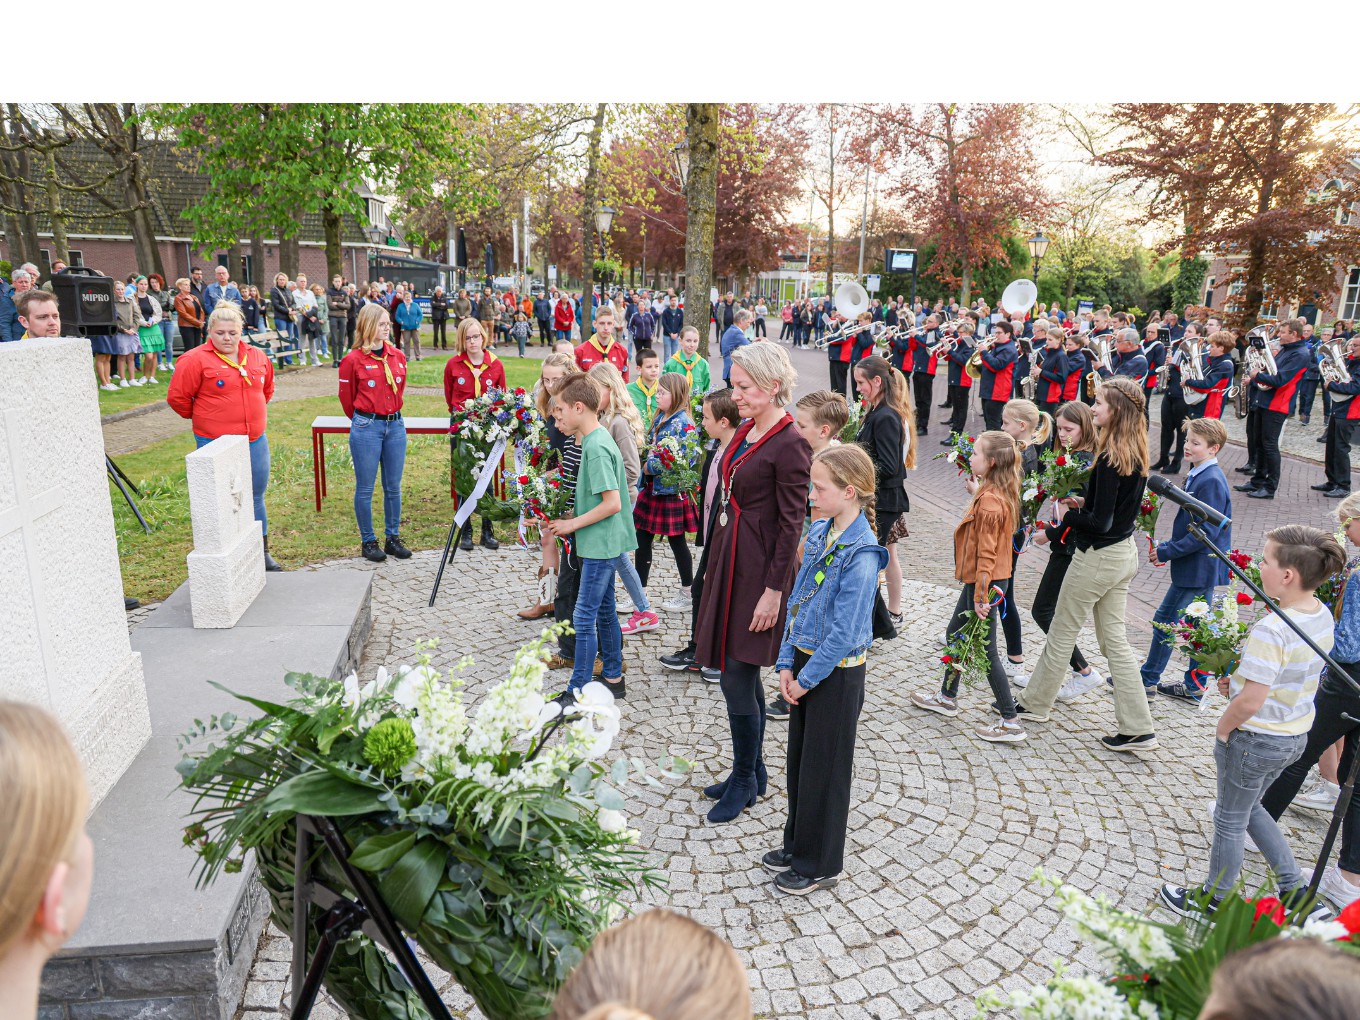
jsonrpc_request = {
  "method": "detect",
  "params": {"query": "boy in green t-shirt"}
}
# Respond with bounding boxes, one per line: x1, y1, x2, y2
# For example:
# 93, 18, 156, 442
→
545, 372, 636, 703
626, 346, 662, 429
663, 325, 712, 397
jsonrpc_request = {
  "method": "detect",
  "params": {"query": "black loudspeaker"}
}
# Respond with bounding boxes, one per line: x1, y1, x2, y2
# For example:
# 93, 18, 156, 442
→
48, 267, 117, 335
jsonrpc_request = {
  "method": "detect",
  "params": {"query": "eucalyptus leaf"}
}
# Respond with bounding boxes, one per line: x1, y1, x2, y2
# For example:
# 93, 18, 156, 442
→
594, 784, 626, 811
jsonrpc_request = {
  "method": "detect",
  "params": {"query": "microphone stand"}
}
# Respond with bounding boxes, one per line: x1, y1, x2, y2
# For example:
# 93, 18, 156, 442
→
1183, 516, 1360, 901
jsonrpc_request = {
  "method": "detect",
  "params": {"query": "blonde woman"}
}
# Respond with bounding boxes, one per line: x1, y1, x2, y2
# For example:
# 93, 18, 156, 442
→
0, 702, 95, 1020
132, 275, 165, 385
588, 361, 658, 633
550, 910, 751, 1020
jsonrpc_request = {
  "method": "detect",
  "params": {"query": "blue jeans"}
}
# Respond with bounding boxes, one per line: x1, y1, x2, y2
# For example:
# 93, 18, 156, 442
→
349, 416, 407, 543
194, 432, 270, 535
606, 553, 650, 612
273, 316, 296, 366
663, 334, 679, 362
160, 320, 176, 366
570, 557, 624, 692
1141, 582, 1214, 688
1206, 729, 1307, 895
555, 328, 570, 341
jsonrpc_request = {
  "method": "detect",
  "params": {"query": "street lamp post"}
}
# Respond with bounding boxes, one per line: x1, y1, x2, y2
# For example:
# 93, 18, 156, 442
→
595, 205, 616, 285
1027, 230, 1050, 283
671, 140, 689, 192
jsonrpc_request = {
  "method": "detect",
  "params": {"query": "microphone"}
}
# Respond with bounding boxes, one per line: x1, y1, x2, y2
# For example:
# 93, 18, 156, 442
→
1146, 473, 1231, 529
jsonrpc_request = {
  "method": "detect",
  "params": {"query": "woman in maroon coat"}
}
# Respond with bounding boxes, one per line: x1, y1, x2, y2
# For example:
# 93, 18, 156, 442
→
696, 342, 812, 824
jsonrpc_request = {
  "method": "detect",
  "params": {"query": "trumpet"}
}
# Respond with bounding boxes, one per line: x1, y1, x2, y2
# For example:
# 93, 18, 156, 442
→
873, 323, 906, 348
929, 335, 958, 358
813, 320, 864, 349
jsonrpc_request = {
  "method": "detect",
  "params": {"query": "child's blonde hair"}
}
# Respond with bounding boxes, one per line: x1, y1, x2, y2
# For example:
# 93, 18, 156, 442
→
1002, 398, 1053, 448
1333, 491, 1360, 529
969, 430, 1022, 534
813, 445, 877, 535
796, 389, 850, 437
1266, 524, 1346, 591
549, 909, 750, 1020
587, 362, 645, 446
535, 352, 576, 420
1184, 416, 1228, 450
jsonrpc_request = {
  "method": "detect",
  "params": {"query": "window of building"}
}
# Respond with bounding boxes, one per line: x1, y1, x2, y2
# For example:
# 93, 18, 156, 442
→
1341, 266, 1360, 321
65, 249, 83, 267
1204, 276, 1216, 306
39, 249, 51, 273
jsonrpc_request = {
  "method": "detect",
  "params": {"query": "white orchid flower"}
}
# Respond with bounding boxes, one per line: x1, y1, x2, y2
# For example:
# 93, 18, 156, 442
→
341, 672, 364, 710
596, 808, 628, 833
391, 663, 440, 711
1294, 917, 1350, 942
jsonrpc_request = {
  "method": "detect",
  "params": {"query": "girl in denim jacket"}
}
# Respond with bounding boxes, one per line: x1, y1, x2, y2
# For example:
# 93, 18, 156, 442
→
633, 373, 700, 610
766, 445, 887, 896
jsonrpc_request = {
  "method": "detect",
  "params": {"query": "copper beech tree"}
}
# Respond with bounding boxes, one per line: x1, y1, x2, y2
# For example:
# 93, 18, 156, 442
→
1099, 103, 1360, 327
852, 103, 1049, 305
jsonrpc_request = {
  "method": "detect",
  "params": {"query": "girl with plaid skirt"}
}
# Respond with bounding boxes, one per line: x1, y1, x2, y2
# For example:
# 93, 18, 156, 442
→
632, 372, 700, 619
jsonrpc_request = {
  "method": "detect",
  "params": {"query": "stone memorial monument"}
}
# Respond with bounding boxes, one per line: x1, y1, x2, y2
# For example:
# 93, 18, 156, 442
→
186, 434, 265, 628
0, 337, 150, 807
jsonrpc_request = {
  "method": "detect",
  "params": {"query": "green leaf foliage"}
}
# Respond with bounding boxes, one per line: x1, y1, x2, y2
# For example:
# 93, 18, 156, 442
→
262, 770, 385, 816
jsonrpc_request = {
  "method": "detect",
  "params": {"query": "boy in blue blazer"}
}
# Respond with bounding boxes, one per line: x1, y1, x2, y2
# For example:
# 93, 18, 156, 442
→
1141, 416, 1234, 703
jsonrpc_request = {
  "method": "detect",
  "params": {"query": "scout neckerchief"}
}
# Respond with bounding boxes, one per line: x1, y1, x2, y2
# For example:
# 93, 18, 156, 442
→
589, 333, 616, 358
370, 342, 397, 391
672, 352, 698, 388
716, 413, 792, 528
635, 377, 658, 417
466, 350, 495, 397
213, 345, 252, 384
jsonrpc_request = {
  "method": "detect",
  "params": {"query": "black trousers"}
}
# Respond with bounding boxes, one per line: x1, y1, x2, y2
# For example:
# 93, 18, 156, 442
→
679, 543, 710, 656
981, 398, 1006, 432
999, 547, 1022, 659
1248, 408, 1287, 493
754, 317, 766, 338
940, 583, 1016, 718
783, 648, 865, 879
948, 384, 970, 436
912, 372, 935, 431
1261, 669, 1360, 873
635, 530, 694, 587
536, 317, 552, 342
1158, 394, 1188, 466
829, 359, 849, 399
1030, 550, 1091, 672
179, 325, 202, 351
1326, 413, 1358, 491
720, 656, 765, 717
555, 547, 581, 660
779, 321, 792, 341
431, 318, 448, 347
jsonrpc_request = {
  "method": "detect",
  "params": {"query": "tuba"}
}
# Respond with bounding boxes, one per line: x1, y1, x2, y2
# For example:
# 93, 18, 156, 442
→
1244, 323, 1279, 389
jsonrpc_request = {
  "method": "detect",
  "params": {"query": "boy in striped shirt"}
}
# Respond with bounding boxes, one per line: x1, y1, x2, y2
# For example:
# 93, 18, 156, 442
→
1161, 525, 1346, 921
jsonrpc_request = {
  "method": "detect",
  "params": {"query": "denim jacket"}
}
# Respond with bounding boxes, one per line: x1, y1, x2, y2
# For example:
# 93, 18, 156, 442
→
776, 514, 889, 689
1332, 564, 1360, 663
642, 410, 698, 496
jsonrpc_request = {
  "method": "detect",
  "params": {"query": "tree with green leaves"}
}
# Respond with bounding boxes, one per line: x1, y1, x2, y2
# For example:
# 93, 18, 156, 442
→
149, 103, 487, 280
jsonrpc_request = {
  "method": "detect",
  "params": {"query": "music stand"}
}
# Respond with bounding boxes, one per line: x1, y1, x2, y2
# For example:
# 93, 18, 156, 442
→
106, 454, 151, 534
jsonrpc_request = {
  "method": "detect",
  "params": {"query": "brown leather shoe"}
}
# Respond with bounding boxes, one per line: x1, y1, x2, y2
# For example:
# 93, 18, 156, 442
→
545, 654, 573, 670
517, 602, 555, 620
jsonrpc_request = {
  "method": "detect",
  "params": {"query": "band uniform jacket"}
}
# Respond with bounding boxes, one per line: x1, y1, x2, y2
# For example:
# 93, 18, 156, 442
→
695, 415, 812, 669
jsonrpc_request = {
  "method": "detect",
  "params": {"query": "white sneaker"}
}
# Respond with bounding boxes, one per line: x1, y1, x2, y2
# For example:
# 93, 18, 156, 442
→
660, 586, 691, 612
118, 378, 130, 388
615, 593, 636, 615
1012, 672, 1030, 689
1207, 801, 1259, 854
99, 383, 118, 392
1292, 779, 1340, 815
1056, 670, 1105, 703
130, 377, 145, 386
1002, 659, 1024, 678
1311, 864, 1360, 908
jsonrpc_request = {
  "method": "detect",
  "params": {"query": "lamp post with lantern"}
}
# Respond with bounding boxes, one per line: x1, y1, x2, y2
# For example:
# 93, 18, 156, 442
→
1027, 230, 1050, 283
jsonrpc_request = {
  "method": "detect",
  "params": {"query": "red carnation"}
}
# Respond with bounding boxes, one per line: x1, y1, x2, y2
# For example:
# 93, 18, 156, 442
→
514, 386, 526, 395
1055, 455, 1068, 466
941, 655, 953, 664
548, 479, 560, 488
1337, 898, 1360, 940
1236, 592, 1253, 605
1251, 896, 1286, 928
518, 475, 530, 485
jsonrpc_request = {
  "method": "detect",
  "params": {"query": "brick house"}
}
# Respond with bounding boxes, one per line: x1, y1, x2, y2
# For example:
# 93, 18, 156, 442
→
0, 140, 412, 287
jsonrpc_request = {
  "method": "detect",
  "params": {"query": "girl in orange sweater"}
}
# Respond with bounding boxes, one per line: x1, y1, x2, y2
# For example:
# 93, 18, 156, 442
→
910, 430, 1026, 743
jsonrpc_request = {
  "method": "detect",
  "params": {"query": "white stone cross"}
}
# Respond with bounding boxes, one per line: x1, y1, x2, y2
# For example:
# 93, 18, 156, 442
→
0, 407, 65, 683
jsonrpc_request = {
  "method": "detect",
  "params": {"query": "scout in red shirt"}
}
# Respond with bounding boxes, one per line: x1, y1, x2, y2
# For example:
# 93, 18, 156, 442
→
444, 317, 507, 551
573, 305, 630, 381
338, 303, 411, 563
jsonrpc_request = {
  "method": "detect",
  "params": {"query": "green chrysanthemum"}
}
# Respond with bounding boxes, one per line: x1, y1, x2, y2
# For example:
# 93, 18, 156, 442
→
362, 717, 417, 775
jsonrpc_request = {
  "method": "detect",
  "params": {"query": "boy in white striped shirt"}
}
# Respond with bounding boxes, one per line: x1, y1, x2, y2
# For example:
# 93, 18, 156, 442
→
1162, 525, 1346, 920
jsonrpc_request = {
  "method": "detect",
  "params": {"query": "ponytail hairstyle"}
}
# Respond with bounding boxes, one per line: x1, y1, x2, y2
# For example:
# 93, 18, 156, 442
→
1002, 398, 1053, 449
549, 910, 751, 1020
813, 444, 878, 536
969, 430, 1023, 534
854, 355, 917, 469
1055, 400, 1096, 454
536, 352, 577, 421
0, 701, 88, 957
1093, 377, 1149, 476
587, 362, 645, 446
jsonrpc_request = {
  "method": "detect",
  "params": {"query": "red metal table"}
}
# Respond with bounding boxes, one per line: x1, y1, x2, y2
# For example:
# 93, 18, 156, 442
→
311, 416, 457, 512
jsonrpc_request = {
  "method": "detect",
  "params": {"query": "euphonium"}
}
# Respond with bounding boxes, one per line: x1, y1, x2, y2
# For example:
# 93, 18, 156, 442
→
1320, 339, 1353, 402
965, 336, 996, 381
1182, 338, 1205, 383
1086, 337, 1110, 397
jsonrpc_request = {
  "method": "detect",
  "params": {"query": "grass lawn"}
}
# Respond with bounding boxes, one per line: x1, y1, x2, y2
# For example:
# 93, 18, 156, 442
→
96, 374, 169, 415
110, 393, 529, 602
403, 350, 546, 390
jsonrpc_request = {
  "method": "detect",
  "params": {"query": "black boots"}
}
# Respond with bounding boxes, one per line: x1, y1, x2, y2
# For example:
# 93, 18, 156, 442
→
459, 520, 474, 552
384, 535, 412, 559
480, 517, 500, 550
705, 707, 769, 800
263, 536, 283, 572
707, 713, 762, 824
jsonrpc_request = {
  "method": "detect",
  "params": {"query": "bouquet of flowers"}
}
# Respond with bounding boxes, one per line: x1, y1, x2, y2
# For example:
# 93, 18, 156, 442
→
1151, 584, 1254, 684
176, 628, 689, 1020
1020, 479, 1049, 530
1227, 548, 1262, 592
976, 870, 1360, 1020
450, 387, 546, 519
650, 425, 703, 500
505, 448, 569, 537
1037, 448, 1092, 509
941, 585, 1006, 688
934, 431, 976, 477
840, 399, 866, 444
1314, 554, 1357, 614
1138, 489, 1163, 558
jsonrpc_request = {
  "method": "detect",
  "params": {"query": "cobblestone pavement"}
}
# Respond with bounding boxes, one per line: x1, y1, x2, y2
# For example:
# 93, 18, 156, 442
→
233, 532, 1339, 1019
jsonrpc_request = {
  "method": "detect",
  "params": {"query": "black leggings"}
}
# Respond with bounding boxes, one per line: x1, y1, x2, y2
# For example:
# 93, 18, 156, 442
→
754, 316, 766, 337
1000, 546, 1022, 659
1029, 549, 1091, 672
940, 583, 1016, 719
720, 656, 765, 716
635, 530, 693, 588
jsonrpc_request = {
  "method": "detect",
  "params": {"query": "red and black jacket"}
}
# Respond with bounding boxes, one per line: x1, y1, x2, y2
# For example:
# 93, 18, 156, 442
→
1037, 346, 1068, 405
1327, 356, 1360, 421
1183, 353, 1234, 420
977, 339, 1017, 401
946, 337, 974, 388
908, 330, 939, 375
1248, 337, 1311, 414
